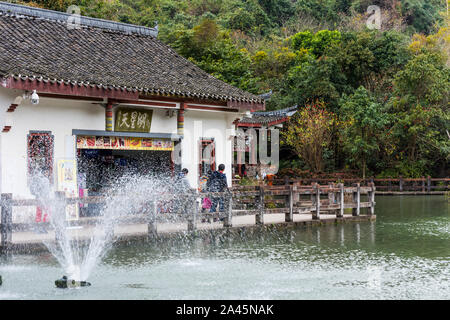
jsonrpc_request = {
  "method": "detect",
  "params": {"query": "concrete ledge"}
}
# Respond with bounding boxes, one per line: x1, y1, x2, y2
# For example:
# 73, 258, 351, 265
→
1, 214, 376, 254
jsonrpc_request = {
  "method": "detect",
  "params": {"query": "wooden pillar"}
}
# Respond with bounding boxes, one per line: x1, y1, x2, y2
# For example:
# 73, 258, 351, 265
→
313, 184, 320, 220
1, 194, 12, 250
399, 176, 403, 192
337, 183, 344, 218
148, 200, 158, 238
223, 194, 233, 228
427, 176, 431, 193
177, 103, 185, 137
256, 185, 264, 225
285, 185, 294, 222
105, 101, 113, 132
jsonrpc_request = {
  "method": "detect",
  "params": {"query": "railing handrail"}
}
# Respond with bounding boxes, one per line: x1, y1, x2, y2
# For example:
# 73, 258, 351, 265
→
0, 182, 377, 247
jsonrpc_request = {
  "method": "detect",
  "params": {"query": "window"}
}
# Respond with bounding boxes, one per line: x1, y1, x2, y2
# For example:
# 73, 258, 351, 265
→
27, 131, 54, 184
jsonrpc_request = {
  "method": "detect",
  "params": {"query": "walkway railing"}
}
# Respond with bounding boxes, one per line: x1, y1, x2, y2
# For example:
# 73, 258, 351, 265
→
233, 177, 449, 194
0, 183, 375, 248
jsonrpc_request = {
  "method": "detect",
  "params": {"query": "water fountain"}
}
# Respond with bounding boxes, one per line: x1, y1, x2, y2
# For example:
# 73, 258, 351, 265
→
28, 171, 187, 288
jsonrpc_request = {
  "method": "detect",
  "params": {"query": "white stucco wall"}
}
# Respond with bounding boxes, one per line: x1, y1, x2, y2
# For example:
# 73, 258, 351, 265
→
181, 110, 236, 188
0, 88, 239, 207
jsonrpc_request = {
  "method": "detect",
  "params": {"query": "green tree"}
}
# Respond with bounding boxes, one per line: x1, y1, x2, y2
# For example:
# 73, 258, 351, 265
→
340, 86, 389, 178
282, 102, 337, 172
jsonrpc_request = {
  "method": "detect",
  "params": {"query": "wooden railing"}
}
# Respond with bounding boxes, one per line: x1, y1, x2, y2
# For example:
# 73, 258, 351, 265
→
233, 177, 449, 193
0, 183, 375, 248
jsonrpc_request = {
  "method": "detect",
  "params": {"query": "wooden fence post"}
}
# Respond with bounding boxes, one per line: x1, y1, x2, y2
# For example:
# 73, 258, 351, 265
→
369, 182, 376, 215
223, 193, 233, 228
352, 183, 360, 216
337, 183, 344, 218
1, 193, 13, 250
256, 185, 264, 225
427, 176, 431, 193
313, 184, 320, 220
148, 200, 158, 238
399, 176, 403, 192
328, 183, 335, 204
285, 185, 294, 223
421, 176, 425, 192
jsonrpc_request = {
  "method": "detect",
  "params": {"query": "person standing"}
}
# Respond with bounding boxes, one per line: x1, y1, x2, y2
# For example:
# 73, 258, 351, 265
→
209, 164, 228, 214
177, 168, 192, 214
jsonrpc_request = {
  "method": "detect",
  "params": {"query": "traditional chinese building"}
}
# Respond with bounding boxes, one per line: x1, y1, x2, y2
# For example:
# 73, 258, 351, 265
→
0, 2, 264, 219
234, 106, 297, 178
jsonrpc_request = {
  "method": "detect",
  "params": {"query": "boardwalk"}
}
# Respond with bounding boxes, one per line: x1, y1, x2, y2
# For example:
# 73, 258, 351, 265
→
1, 183, 376, 253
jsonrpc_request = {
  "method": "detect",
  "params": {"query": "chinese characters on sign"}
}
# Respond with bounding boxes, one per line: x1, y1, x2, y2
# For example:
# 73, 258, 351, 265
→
115, 108, 152, 133
76, 136, 174, 151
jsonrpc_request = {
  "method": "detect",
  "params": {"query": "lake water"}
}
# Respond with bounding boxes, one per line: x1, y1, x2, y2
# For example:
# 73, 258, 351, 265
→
0, 195, 448, 300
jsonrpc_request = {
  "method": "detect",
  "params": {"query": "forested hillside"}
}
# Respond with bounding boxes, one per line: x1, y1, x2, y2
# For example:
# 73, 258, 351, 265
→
13, 0, 450, 178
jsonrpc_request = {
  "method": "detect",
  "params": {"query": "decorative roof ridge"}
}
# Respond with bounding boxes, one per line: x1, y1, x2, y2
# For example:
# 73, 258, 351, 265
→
252, 105, 298, 117
0, 1, 158, 37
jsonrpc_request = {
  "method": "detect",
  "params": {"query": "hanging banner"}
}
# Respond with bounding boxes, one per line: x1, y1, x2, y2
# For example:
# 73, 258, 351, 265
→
57, 159, 79, 221
76, 136, 174, 151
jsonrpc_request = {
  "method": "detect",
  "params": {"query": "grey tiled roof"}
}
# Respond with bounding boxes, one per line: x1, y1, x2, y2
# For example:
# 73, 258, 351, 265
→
0, 4, 263, 104
239, 106, 298, 125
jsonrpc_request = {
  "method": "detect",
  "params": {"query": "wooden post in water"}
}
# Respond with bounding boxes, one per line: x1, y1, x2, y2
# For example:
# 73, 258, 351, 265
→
312, 184, 320, 220
369, 182, 376, 215
147, 200, 158, 238
1, 193, 12, 250
285, 185, 294, 223
337, 183, 344, 218
256, 185, 265, 225
352, 183, 360, 216
223, 193, 233, 228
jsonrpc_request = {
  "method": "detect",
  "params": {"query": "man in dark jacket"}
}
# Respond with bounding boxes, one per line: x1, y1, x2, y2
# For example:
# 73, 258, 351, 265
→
209, 164, 228, 213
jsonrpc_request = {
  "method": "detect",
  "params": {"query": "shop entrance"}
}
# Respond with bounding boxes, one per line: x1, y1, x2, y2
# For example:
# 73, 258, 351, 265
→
76, 149, 173, 216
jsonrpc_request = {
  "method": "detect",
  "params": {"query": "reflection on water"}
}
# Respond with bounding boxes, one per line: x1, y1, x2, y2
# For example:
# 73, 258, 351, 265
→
0, 195, 448, 299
